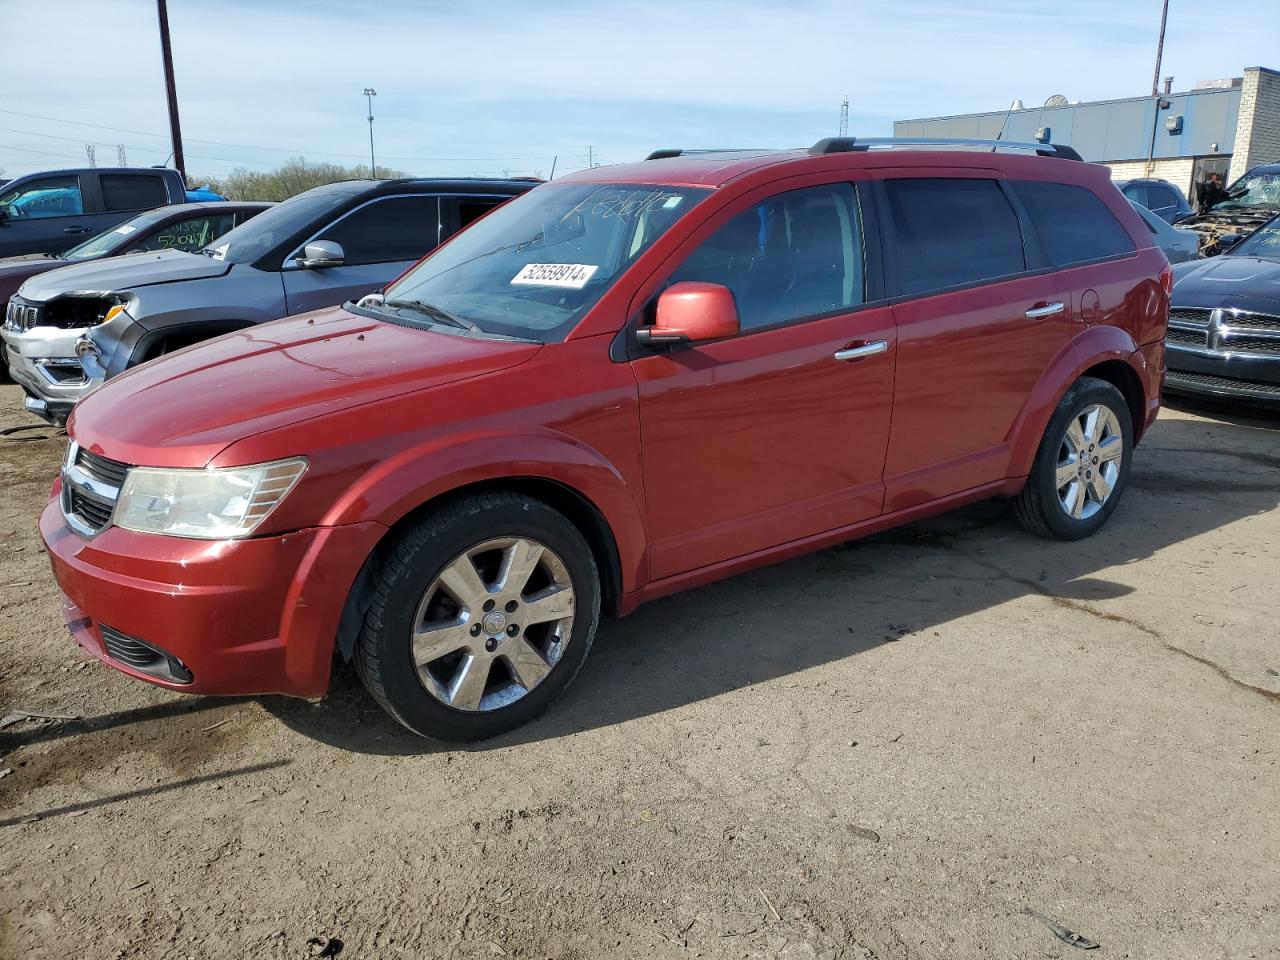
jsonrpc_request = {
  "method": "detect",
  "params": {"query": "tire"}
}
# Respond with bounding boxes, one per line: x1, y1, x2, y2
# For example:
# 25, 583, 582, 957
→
1013, 376, 1134, 541
354, 492, 601, 742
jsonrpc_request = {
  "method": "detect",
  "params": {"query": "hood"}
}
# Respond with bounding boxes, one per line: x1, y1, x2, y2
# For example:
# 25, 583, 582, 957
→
17, 249, 229, 302
70, 305, 542, 467
1170, 255, 1280, 312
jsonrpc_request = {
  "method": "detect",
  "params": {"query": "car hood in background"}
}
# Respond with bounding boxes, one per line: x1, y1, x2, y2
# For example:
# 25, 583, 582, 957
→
1171, 256, 1280, 312
17, 249, 230, 301
69, 305, 542, 467
0, 256, 65, 300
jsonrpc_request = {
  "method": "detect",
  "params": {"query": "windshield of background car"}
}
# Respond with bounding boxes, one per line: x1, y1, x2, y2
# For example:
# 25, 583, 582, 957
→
61, 208, 173, 261
1230, 217, 1280, 259
380, 182, 711, 341
200, 190, 354, 264
1217, 171, 1280, 210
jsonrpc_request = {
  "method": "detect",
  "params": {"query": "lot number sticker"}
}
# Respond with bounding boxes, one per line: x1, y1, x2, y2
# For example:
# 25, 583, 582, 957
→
511, 263, 599, 289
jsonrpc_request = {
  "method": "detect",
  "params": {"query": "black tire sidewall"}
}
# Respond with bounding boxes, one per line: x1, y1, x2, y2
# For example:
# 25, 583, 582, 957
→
1032, 380, 1134, 540
366, 499, 600, 742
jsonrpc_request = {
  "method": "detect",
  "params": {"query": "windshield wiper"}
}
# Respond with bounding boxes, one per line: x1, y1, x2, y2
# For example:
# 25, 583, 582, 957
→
384, 298, 482, 333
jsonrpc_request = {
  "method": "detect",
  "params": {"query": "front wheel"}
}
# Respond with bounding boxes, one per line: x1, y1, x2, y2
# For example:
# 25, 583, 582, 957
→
354, 492, 601, 742
1013, 376, 1133, 540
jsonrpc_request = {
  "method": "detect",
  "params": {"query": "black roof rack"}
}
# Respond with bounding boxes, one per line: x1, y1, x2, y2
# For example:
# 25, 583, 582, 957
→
644, 148, 771, 160
809, 136, 1083, 161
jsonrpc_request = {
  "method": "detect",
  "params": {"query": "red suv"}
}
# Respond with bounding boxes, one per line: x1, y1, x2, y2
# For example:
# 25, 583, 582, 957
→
42, 138, 1170, 741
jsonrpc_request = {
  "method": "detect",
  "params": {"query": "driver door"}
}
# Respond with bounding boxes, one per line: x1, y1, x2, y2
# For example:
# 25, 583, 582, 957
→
632, 181, 895, 581
281, 195, 441, 314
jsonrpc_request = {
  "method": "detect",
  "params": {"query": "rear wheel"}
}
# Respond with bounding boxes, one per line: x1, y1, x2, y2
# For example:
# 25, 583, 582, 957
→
1013, 377, 1133, 540
354, 492, 600, 742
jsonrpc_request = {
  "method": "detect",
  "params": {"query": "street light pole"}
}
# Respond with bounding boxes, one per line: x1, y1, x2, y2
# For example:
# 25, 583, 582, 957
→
156, 0, 186, 183
363, 88, 377, 178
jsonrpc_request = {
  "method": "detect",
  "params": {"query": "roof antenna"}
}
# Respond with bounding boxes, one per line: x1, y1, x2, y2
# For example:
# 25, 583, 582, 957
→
994, 97, 1022, 148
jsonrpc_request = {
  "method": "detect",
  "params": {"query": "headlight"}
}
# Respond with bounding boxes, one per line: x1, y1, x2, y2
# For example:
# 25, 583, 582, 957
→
114, 457, 308, 539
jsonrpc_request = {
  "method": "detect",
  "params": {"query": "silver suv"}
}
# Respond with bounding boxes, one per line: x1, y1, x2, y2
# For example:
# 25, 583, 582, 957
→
8, 178, 532, 423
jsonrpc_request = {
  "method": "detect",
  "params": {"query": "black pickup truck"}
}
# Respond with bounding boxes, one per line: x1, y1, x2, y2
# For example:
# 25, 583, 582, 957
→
0, 167, 188, 258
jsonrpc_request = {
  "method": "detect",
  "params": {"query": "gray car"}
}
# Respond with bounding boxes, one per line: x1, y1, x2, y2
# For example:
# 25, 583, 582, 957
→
9, 177, 534, 423
1129, 200, 1200, 264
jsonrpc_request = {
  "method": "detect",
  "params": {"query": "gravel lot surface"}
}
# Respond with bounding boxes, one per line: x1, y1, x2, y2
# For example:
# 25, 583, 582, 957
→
1, 383, 1277, 960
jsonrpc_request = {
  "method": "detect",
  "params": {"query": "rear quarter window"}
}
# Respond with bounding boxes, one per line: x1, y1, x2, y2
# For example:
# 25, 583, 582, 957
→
1013, 181, 1135, 267
882, 178, 1026, 297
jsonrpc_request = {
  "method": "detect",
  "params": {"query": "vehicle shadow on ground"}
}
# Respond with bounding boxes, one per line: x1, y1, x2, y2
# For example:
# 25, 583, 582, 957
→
261, 412, 1280, 755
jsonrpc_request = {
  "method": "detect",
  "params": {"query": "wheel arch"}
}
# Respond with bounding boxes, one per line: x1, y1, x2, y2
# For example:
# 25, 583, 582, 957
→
133, 319, 256, 365
335, 475, 628, 662
1008, 327, 1148, 479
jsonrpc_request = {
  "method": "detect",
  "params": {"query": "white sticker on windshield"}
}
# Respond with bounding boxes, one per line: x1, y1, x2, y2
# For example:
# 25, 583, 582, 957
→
511, 263, 599, 289
115, 224, 136, 235
662, 196, 683, 209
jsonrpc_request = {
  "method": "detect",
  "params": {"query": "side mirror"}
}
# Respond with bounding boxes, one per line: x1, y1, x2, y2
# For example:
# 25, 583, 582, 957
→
636, 282, 739, 347
1217, 233, 1244, 252
296, 239, 345, 269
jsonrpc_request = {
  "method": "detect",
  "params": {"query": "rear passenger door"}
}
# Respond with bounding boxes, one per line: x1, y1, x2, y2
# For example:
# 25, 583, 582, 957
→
281, 194, 441, 314
878, 173, 1071, 511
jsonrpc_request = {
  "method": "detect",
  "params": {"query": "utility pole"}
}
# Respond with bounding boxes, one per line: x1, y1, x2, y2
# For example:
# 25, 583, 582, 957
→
1146, 0, 1171, 176
156, 0, 186, 182
1150, 0, 1170, 96
839, 96, 849, 137
363, 88, 377, 178
587, 145, 595, 168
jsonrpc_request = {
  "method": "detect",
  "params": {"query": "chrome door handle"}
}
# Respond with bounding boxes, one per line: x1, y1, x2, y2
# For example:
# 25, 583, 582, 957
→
1025, 301, 1065, 319
833, 340, 888, 362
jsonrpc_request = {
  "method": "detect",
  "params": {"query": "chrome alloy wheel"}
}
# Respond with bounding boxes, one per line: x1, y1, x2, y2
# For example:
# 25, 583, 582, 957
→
1055, 403, 1124, 520
411, 537, 575, 712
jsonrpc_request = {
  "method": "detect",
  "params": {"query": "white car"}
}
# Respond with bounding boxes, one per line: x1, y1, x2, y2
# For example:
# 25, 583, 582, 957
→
1129, 200, 1200, 263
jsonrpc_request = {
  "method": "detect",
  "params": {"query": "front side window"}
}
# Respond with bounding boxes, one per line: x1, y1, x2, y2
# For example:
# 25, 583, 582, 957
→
312, 195, 440, 266
135, 213, 235, 253
667, 183, 864, 331
0, 175, 83, 219
1014, 181, 1135, 267
884, 178, 1025, 296
380, 182, 710, 341
100, 174, 169, 212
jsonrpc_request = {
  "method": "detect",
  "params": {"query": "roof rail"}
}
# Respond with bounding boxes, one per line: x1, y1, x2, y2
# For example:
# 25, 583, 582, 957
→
644, 148, 770, 160
809, 137, 1083, 161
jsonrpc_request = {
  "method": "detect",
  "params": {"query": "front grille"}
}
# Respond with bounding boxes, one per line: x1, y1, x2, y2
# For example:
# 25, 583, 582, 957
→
1166, 328, 1205, 346
1166, 370, 1280, 398
75, 448, 129, 486
1169, 307, 1211, 328
1220, 313, 1280, 330
4, 297, 40, 332
67, 486, 114, 529
99, 625, 192, 683
1221, 336, 1280, 355
61, 444, 131, 537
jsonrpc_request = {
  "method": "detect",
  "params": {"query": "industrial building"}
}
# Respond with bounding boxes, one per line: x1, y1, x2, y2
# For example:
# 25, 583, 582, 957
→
895, 66, 1280, 206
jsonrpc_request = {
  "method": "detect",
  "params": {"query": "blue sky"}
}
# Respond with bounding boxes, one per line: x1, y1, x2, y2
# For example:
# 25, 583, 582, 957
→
3, 0, 1279, 181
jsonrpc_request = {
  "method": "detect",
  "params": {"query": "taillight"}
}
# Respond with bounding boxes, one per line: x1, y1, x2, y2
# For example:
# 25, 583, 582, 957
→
1159, 262, 1174, 298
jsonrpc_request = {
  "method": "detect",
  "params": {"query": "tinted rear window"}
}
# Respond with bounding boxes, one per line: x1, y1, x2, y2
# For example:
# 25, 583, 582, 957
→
100, 174, 169, 212
1013, 181, 1135, 267
883, 178, 1025, 297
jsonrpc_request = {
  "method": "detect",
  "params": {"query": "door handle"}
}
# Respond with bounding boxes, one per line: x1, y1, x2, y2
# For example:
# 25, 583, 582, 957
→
833, 340, 888, 362
62, 226, 92, 234
1025, 301, 1065, 319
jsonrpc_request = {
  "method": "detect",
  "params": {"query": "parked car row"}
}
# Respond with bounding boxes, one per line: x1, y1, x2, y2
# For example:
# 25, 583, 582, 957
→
3, 178, 533, 422
29, 136, 1176, 742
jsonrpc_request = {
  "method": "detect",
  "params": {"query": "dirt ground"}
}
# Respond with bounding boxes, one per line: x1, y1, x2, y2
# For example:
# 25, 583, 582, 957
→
0, 382, 1277, 960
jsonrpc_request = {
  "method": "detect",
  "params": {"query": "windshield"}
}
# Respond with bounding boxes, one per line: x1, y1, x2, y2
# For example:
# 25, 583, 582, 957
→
380, 182, 711, 341
1215, 170, 1280, 211
1229, 216, 1280, 259
61, 208, 174, 262
201, 190, 353, 264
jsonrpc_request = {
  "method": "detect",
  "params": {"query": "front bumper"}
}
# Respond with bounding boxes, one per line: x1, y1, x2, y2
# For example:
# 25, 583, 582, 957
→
1165, 343, 1280, 404
1, 324, 94, 422
40, 491, 386, 698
